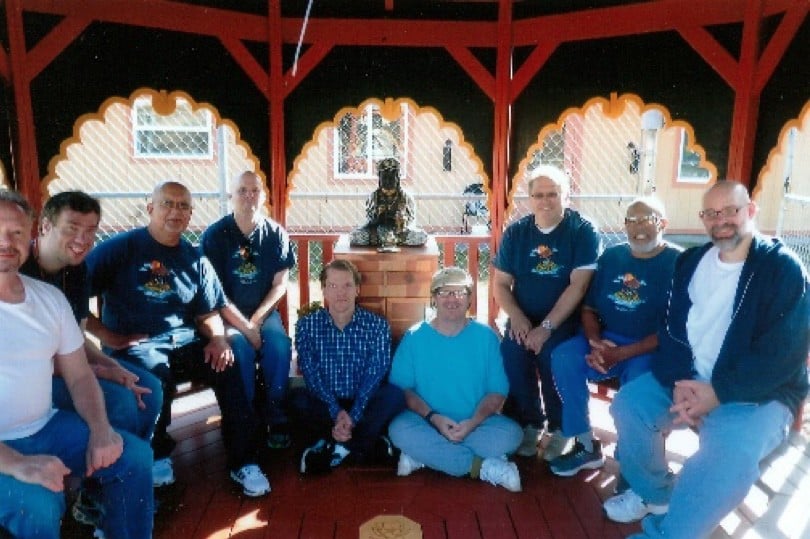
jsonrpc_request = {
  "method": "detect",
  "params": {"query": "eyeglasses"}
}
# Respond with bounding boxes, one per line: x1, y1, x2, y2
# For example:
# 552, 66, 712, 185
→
435, 289, 470, 298
624, 215, 660, 226
530, 192, 559, 200
699, 205, 745, 220
158, 200, 192, 212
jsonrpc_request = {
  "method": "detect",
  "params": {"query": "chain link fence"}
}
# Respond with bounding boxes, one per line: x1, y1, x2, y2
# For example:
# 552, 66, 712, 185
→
777, 193, 810, 269
46, 94, 256, 244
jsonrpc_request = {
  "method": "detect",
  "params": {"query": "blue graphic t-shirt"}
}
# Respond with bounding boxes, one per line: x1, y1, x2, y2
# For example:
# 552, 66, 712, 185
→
585, 243, 681, 338
86, 227, 226, 337
493, 209, 601, 323
200, 213, 295, 318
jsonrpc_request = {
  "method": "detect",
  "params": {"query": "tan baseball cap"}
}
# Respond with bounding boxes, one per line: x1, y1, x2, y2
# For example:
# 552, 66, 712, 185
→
430, 266, 473, 292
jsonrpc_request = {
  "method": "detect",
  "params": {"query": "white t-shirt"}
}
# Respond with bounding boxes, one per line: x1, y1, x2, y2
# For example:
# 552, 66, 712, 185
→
686, 247, 744, 381
0, 274, 84, 440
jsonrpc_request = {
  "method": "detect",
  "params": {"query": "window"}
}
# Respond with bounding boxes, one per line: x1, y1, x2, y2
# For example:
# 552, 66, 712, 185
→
333, 103, 408, 179
132, 97, 213, 159
677, 128, 710, 183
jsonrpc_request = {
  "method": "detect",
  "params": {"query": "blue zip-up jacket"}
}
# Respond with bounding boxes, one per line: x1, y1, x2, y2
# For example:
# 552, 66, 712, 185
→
653, 234, 809, 415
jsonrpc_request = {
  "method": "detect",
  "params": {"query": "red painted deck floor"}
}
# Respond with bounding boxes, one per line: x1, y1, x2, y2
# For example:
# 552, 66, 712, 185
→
62, 390, 810, 538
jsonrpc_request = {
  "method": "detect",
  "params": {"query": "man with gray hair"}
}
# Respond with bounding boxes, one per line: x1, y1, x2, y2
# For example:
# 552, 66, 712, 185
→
493, 165, 601, 459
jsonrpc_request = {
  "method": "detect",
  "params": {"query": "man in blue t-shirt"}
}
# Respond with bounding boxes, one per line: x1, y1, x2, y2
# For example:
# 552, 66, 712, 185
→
548, 196, 681, 477
201, 171, 295, 449
493, 165, 600, 459
86, 181, 271, 497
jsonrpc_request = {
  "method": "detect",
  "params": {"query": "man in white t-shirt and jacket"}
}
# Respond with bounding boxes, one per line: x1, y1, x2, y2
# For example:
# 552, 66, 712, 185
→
603, 180, 809, 538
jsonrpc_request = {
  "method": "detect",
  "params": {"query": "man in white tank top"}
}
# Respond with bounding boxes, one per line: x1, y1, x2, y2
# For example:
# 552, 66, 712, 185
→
603, 181, 809, 538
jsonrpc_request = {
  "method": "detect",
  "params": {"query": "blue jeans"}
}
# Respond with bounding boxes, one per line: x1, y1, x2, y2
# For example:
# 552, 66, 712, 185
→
110, 331, 261, 470
551, 331, 652, 437
288, 383, 405, 458
52, 359, 162, 443
501, 326, 574, 431
612, 372, 792, 539
389, 411, 522, 476
0, 411, 153, 539
227, 310, 292, 427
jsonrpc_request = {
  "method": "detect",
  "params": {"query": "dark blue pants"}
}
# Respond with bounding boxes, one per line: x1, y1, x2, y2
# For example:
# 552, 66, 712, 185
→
288, 382, 405, 459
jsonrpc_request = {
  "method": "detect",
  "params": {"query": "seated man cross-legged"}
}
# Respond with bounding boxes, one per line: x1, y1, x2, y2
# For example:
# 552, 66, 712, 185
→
388, 267, 523, 492
292, 259, 405, 474
548, 197, 680, 476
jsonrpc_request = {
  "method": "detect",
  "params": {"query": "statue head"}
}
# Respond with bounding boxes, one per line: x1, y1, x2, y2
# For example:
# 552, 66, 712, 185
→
377, 158, 401, 193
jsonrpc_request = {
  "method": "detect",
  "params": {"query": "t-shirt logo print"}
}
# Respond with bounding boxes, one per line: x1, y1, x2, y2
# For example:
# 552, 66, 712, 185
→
139, 260, 175, 299
608, 272, 646, 310
531, 244, 561, 275
233, 242, 258, 281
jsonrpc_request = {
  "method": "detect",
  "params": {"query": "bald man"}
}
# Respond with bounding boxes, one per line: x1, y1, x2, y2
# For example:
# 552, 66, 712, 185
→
86, 181, 270, 497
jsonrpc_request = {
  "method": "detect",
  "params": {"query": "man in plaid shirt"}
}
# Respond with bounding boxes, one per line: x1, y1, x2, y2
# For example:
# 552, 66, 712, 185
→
292, 259, 405, 474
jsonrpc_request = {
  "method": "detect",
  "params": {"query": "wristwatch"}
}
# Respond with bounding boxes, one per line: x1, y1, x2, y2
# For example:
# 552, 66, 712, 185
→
541, 319, 555, 331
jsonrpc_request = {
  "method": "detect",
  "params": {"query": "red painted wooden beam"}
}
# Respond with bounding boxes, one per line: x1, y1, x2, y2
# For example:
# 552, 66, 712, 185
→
5, 0, 41, 208
219, 36, 270, 99
755, 0, 808, 93
445, 45, 495, 101
282, 42, 334, 98
24, 16, 92, 81
510, 41, 557, 102
727, 0, 765, 186
676, 25, 739, 89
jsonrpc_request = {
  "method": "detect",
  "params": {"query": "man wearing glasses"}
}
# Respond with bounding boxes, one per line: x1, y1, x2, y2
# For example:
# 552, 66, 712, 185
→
604, 181, 808, 538
388, 267, 523, 491
293, 259, 405, 474
201, 171, 296, 453
547, 196, 681, 477
493, 165, 601, 459
86, 181, 269, 496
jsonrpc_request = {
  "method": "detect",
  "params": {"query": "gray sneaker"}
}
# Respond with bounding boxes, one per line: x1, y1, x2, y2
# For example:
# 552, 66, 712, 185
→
542, 431, 572, 461
549, 439, 605, 477
515, 425, 541, 457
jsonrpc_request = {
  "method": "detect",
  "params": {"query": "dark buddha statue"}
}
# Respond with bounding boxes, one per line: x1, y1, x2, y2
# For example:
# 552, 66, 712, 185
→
349, 158, 428, 248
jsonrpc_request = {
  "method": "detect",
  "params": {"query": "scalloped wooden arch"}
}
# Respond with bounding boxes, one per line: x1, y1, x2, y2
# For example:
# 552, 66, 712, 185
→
754, 100, 810, 201
41, 88, 268, 207
510, 92, 717, 216
287, 96, 491, 209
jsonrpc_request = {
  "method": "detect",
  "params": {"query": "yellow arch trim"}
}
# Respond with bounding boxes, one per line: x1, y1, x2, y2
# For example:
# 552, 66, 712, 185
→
510, 92, 716, 215
42, 88, 268, 207
753, 99, 810, 201
287, 96, 491, 210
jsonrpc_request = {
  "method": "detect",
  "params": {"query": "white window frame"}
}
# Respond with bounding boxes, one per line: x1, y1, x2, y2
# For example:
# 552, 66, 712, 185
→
332, 103, 409, 180
676, 128, 710, 184
132, 97, 214, 160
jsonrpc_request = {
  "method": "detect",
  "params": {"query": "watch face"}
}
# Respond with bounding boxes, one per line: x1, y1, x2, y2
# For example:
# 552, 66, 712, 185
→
542, 320, 554, 330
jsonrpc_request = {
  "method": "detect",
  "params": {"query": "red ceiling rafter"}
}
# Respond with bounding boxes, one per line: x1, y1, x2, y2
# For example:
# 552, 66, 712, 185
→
219, 36, 270, 99
676, 25, 740, 89
282, 42, 333, 98
510, 41, 557, 102
755, 1, 808, 92
0, 48, 9, 81
25, 15, 92, 82
445, 45, 495, 101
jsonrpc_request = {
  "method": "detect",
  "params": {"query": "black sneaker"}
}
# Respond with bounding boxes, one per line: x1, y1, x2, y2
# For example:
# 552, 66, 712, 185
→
267, 423, 292, 450
72, 488, 104, 528
299, 439, 334, 475
549, 439, 605, 477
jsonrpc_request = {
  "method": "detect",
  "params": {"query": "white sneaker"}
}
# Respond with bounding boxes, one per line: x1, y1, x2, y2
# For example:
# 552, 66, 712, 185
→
397, 453, 425, 476
542, 431, 572, 461
516, 425, 540, 457
152, 457, 175, 487
480, 456, 522, 492
230, 464, 271, 497
603, 489, 668, 523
